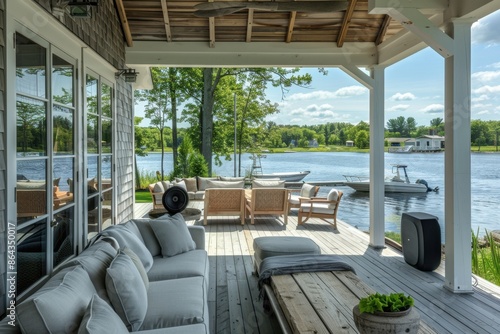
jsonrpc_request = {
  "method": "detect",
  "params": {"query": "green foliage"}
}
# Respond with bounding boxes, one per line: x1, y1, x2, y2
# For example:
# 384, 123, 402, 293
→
173, 137, 208, 178
135, 170, 159, 189
355, 130, 369, 149
358, 292, 414, 314
472, 229, 500, 285
385, 231, 402, 244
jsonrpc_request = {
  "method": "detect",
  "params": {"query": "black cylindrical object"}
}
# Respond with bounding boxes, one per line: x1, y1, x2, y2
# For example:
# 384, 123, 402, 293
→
401, 212, 441, 271
162, 186, 189, 214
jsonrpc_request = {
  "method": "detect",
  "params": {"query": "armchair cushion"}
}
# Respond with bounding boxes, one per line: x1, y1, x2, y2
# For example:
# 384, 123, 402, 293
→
206, 180, 245, 189
78, 294, 129, 334
327, 189, 339, 209
150, 214, 196, 257
106, 251, 148, 331
300, 183, 317, 197
153, 182, 165, 194
252, 179, 285, 188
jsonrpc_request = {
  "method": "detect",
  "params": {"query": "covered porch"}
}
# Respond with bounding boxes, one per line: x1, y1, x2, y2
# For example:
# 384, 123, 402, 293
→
135, 202, 500, 333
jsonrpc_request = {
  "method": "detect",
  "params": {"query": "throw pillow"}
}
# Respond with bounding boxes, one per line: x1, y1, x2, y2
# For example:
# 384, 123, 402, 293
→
300, 183, 316, 198
182, 177, 198, 192
153, 182, 165, 193
327, 189, 339, 209
121, 247, 149, 290
197, 176, 219, 191
106, 252, 148, 331
102, 227, 154, 271
78, 294, 129, 334
219, 176, 245, 181
149, 213, 196, 257
18, 266, 96, 334
175, 180, 188, 192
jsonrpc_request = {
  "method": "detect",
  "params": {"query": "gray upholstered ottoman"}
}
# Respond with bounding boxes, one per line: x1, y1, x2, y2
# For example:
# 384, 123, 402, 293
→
253, 236, 321, 274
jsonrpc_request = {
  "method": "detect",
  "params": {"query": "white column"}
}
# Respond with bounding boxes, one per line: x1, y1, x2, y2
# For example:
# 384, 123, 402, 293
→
444, 20, 473, 293
369, 66, 386, 248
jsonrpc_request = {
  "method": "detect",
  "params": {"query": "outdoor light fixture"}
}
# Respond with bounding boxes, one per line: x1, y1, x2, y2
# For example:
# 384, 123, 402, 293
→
68, 0, 99, 18
115, 69, 139, 83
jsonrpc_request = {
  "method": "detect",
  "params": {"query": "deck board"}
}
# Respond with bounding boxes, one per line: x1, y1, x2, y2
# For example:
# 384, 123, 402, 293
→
135, 202, 500, 334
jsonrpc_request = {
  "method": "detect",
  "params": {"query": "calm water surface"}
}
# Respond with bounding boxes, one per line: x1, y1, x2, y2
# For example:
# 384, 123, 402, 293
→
137, 152, 500, 240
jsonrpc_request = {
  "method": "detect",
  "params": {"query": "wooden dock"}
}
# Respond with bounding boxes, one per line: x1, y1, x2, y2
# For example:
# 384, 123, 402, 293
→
134, 202, 500, 334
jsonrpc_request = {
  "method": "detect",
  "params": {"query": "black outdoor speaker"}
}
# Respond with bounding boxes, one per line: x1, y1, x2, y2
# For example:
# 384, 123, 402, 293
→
401, 212, 441, 271
162, 186, 189, 214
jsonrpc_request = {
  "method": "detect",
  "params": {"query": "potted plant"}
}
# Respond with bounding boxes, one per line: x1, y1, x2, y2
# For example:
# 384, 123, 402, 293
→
352, 292, 421, 334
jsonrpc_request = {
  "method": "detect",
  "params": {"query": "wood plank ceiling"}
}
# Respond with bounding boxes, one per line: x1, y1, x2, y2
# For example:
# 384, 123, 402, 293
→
116, 0, 405, 48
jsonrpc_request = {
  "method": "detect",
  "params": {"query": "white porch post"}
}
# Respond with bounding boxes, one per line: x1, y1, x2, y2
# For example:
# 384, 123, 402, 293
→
444, 20, 473, 293
369, 66, 386, 248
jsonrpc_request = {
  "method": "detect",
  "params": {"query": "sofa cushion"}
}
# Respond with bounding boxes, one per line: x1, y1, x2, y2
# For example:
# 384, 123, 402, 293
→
122, 220, 144, 242
140, 277, 207, 330
219, 176, 245, 182
18, 266, 96, 334
252, 179, 285, 188
197, 176, 219, 191
206, 180, 245, 189
58, 240, 117, 302
122, 247, 149, 289
102, 226, 154, 271
149, 214, 196, 257
132, 219, 162, 257
174, 180, 188, 192
106, 251, 148, 331
148, 249, 209, 282
300, 183, 317, 197
153, 182, 165, 194
78, 294, 128, 334
182, 177, 198, 192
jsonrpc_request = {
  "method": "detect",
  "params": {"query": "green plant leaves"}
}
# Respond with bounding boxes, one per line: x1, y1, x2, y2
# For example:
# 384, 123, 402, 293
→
358, 292, 414, 314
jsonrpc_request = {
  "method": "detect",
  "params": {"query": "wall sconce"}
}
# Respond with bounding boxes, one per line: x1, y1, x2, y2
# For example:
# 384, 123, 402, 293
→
115, 69, 139, 83
68, 0, 99, 18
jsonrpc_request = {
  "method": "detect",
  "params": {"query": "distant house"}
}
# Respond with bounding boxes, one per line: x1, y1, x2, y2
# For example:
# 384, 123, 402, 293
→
414, 135, 445, 152
386, 138, 415, 153
346, 140, 354, 147
309, 139, 319, 147
386, 138, 412, 147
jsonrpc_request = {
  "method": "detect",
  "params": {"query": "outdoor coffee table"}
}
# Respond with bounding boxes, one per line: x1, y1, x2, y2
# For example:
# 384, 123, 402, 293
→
148, 207, 202, 221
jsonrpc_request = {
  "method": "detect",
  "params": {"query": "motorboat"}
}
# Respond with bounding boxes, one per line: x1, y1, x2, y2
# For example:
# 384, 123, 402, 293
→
250, 153, 310, 182
344, 164, 438, 193
253, 171, 311, 182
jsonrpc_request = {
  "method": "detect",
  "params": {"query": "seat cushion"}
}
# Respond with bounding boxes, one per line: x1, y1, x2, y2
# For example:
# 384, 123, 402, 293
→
206, 180, 245, 189
252, 179, 285, 188
78, 294, 129, 334
253, 236, 321, 272
148, 249, 209, 282
300, 203, 335, 214
149, 214, 196, 257
140, 277, 208, 330
18, 266, 96, 334
106, 251, 148, 331
289, 194, 301, 205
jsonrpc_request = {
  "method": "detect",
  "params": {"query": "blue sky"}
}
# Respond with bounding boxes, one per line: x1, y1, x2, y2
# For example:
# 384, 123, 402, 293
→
265, 10, 500, 127
136, 10, 500, 128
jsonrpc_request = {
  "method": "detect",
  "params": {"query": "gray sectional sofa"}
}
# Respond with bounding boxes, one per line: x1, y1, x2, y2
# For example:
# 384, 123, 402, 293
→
0, 214, 209, 333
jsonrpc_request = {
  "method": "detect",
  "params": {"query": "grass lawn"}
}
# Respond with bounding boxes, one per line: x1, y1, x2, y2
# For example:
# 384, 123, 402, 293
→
135, 190, 151, 203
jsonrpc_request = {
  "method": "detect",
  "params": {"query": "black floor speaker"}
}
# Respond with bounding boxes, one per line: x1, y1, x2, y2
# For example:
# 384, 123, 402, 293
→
401, 212, 441, 271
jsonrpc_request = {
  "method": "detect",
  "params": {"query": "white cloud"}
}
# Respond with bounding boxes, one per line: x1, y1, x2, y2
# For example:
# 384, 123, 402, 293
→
473, 85, 500, 94
472, 94, 490, 102
387, 104, 410, 112
286, 86, 367, 101
420, 104, 444, 114
477, 110, 490, 115
472, 11, 500, 45
472, 70, 500, 82
472, 103, 493, 109
390, 92, 416, 101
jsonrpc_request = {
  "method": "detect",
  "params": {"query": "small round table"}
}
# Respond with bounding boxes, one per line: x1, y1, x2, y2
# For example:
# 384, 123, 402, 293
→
148, 207, 202, 221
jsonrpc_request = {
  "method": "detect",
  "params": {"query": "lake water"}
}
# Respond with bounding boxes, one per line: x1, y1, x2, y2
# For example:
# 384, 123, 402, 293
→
137, 151, 500, 240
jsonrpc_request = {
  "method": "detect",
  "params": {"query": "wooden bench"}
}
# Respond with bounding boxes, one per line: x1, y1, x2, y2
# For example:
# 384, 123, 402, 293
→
264, 270, 436, 334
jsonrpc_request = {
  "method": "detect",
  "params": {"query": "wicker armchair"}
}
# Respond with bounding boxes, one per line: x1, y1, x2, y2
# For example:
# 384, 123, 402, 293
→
298, 189, 343, 228
203, 188, 246, 225
245, 188, 289, 225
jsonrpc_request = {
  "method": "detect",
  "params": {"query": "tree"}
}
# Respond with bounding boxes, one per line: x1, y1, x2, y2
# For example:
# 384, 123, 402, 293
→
355, 130, 369, 149
173, 137, 208, 178
471, 119, 491, 151
135, 68, 188, 180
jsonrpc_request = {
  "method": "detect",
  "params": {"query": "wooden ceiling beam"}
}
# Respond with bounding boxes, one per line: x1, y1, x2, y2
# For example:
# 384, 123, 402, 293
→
286, 11, 297, 43
160, 0, 173, 42
115, 0, 133, 47
337, 0, 357, 47
246, 9, 254, 42
375, 15, 391, 45
209, 0, 216, 47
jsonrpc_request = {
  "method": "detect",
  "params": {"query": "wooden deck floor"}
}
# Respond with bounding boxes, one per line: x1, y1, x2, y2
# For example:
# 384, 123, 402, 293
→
134, 202, 500, 334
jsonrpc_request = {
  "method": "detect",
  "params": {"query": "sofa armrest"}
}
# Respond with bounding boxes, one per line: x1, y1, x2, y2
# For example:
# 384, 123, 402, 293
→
188, 226, 205, 250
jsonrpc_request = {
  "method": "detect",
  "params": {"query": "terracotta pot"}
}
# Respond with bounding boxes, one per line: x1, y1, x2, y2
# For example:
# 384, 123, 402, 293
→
352, 305, 421, 334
